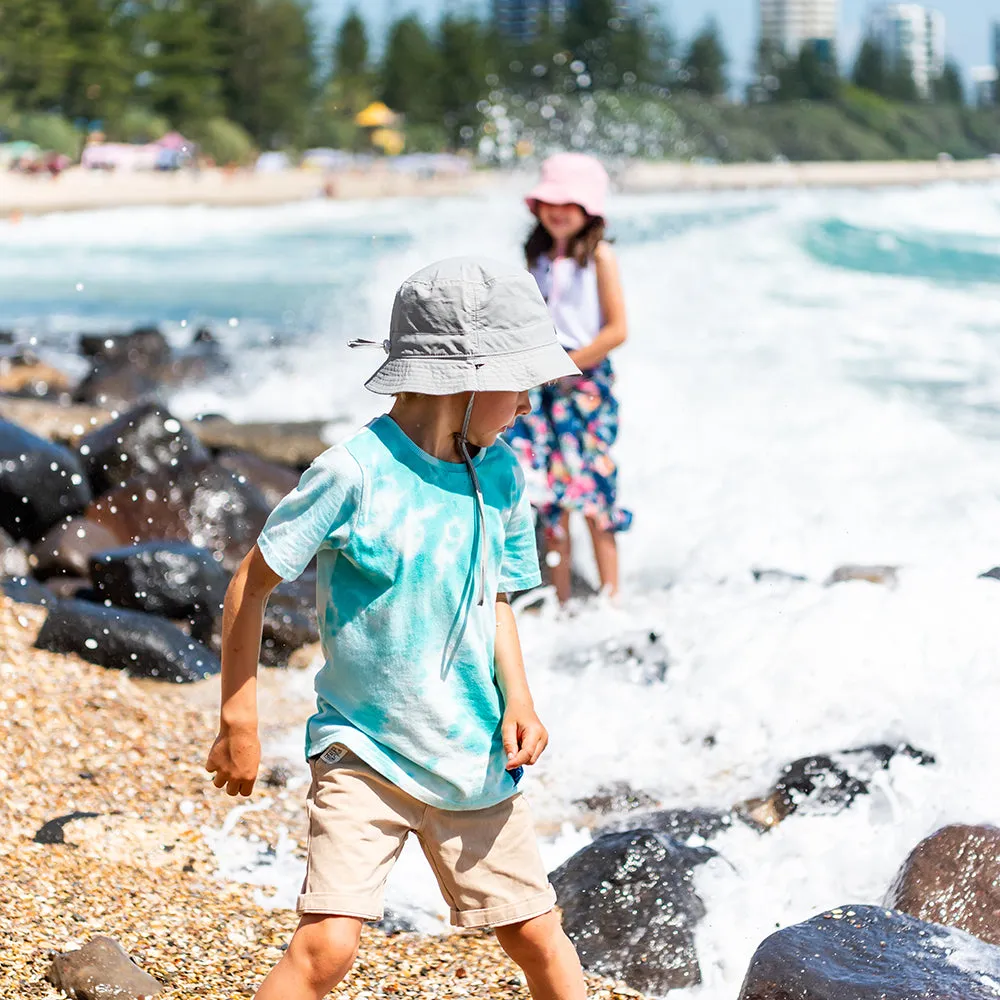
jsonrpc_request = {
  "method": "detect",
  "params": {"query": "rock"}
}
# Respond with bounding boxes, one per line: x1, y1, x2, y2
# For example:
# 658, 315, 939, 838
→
35, 598, 221, 682
78, 402, 209, 497
979, 567, 1000, 581
86, 461, 270, 571
0, 419, 93, 541
574, 782, 659, 817
886, 824, 1000, 946
31, 517, 120, 579
554, 630, 669, 685
0, 353, 72, 398
192, 415, 336, 467
824, 564, 899, 587
374, 910, 418, 936
737, 905, 1000, 1000
48, 935, 162, 999
1, 574, 57, 606
602, 808, 736, 844
34, 811, 102, 845
262, 600, 318, 667
90, 542, 229, 641
0, 527, 30, 577
739, 744, 935, 828
73, 365, 162, 409
751, 567, 808, 583
217, 449, 300, 509
550, 830, 714, 993
0, 396, 111, 447
262, 764, 294, 788
45, 576, 95, 600
80, 327, 171, 372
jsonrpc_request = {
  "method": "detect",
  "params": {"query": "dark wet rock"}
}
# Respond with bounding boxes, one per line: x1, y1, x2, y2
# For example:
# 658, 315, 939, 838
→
217, 449, 300, 509
0, 330, 13, 345
979, 567, 1000, 581
739, 743, 935, 829
737, 904, 1000, 1000
602, 808, 736, 843
80, 327, 171, 372
374, 910, 418, 936
553, 630, 669, 685
1, 574, 56, 606
34, 811, 102, 845
192, 415, 336, 467
886, 824, 1000, 946
31, 517, 120, 579
35, 598, 220, 682
86, 461, 269, 571
575, 781, 659, 817
824, 564, 899, 587
45, 576, 95, 600
73, 365, 161, 409
262, 764, 294, 788
262, 600, 318, 667
752, 567, 808, 583
550, 829, 714, 993
0, 527, 30, 577
90, 542, 228, 641
78, 402, 209, 497
48, 935, 162, 999
192, 326, 216, 345
0, 419, 93, 541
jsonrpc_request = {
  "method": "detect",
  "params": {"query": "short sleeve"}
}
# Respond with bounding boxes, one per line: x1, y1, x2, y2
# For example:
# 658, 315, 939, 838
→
499, 463, 542, 593
257, 445, 362, 581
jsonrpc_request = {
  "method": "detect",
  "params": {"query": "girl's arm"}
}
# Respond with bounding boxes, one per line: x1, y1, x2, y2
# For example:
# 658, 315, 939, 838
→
568, 241, 628, 371
494, 594, 549, 769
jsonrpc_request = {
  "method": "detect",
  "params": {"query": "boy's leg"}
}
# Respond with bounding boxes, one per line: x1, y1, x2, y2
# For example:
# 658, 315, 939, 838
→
585, 516, 618, 598
494, 911, 587, 1000
255, 914, 361, 1000
547, 511, 573, 604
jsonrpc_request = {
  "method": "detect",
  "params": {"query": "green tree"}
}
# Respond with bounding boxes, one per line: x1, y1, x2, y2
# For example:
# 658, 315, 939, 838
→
797, 40, 840, 100
0, 0, 74, 111
133, 0, 222, 127
333, 8, 368, 80
437, 15, 491, 146
563, 0, 615, 86
885, 55, 917, 102
932, 60, 964, 104
380, 16, 441, 123
852, 36, 885, 95
682, 19, 727, 97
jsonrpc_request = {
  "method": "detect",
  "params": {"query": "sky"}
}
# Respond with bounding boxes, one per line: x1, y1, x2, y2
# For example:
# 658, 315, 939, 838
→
313, 0, 999, 88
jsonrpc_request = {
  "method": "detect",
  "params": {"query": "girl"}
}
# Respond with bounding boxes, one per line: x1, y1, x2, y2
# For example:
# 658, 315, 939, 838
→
508, 152, 632, 604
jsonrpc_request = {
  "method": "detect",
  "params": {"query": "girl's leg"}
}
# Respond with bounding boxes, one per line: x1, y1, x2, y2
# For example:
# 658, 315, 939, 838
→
585, 516, 619, 598
255, 915, 362, 1000
494, 911, 587, 1000
546, 511, 573, 605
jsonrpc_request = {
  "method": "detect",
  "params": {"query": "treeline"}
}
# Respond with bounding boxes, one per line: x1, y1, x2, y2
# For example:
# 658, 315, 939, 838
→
0, 0, 995, 163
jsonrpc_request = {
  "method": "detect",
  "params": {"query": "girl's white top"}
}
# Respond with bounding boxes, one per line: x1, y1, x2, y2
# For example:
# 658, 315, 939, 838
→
530, 255, 603, 352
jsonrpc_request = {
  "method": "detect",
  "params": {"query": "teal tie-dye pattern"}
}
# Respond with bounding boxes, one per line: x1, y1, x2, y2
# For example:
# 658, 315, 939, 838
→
257, 415, 542, 810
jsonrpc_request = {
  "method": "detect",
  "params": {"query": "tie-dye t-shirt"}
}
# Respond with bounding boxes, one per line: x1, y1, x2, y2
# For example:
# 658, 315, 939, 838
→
257, 415, 542, 810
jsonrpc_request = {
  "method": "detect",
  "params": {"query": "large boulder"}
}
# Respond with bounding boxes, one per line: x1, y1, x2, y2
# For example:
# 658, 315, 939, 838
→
550, 829, 713, 993
602, 808, 736, 843
86, 461, 270, 571
217, 449, 300, 509
0, 419, 93, 541
1, 574, 57, 606
0, 350, 72, 398
77, 402, 209, 497
35, 598, 220, 682
739, 743, 934, 829
886, 824, 1000, 946
79, 328, 171, 372
737, 905, 1000, 1000
74, 365, 162, 409
48, 935, 162, 999
90, 542, 229, 641
31, 517, 120, 579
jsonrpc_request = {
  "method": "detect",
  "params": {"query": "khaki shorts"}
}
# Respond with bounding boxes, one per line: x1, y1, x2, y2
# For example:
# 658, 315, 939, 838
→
298, 747, 557, 928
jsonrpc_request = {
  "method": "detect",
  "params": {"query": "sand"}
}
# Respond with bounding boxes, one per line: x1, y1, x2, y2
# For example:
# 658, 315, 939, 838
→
0, 594, 638, 998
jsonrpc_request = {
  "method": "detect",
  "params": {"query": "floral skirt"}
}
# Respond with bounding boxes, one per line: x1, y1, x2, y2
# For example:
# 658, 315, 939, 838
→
506, 360, 632, 536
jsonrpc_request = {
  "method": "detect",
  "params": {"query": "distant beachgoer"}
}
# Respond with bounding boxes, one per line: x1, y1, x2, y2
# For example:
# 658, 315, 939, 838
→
206, 258, 587, 1000
506, 152, 632, 604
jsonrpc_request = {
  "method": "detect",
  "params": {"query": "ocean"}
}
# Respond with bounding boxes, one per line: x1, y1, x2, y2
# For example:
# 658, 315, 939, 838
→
3, 180, 1000, 996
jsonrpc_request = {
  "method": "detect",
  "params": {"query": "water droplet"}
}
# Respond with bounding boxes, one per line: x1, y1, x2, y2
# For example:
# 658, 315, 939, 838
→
163, 418, 181, 434
84, 638, 98, 650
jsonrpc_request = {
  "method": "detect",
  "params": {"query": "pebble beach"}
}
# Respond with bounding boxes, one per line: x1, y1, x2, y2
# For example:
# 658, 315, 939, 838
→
0, 594, 640, 999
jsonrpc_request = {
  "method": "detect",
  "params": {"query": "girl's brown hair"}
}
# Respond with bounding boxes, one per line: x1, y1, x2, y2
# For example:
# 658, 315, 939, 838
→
525, 214, 606, 270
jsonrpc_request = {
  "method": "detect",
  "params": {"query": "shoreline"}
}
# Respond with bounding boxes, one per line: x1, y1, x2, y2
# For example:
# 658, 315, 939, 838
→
1, 158, 998, 218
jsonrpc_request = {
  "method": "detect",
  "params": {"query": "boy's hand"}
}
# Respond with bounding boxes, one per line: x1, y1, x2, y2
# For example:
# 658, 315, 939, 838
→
206, 724, 261, 797
502, 700, 548, 770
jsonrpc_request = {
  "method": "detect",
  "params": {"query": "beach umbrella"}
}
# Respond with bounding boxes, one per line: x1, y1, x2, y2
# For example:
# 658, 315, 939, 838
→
355, 102, 398, 129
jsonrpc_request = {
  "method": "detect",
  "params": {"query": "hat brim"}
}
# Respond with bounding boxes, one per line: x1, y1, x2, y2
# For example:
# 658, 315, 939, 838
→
525, 184, 605, 220
365, 339, 580, 396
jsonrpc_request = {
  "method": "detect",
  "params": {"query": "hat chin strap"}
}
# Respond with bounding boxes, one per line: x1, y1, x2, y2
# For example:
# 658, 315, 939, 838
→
455, 393, 487, 608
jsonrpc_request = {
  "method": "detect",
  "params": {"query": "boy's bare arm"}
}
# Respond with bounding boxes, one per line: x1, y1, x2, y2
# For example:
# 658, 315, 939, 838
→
495, 595, 549, 771
205, 544, 282, 796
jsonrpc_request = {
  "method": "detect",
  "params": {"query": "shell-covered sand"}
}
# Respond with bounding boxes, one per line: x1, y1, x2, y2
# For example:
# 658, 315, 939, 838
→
0, 595, 639, 998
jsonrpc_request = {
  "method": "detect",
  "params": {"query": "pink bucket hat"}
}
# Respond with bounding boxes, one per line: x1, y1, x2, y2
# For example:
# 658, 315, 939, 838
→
525, 153, 609, 220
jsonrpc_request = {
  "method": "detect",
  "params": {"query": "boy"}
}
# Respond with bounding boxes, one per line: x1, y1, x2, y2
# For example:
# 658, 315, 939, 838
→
206, 257, 588, 1000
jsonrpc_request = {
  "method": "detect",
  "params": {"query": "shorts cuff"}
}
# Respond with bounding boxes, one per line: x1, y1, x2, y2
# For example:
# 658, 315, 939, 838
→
451, 885, 557, 929
296, 892, 383, 920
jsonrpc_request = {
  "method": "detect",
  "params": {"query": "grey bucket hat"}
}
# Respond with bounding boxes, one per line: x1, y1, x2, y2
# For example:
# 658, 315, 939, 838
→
354, 256, 580, 395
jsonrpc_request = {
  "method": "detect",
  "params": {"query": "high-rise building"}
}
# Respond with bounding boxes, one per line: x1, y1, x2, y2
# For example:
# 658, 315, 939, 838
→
867, 4, 945, 98
759, 0, 838, 59
492, 0, 632, 44
994, 21, 1000, 71
971, 66, 997, 107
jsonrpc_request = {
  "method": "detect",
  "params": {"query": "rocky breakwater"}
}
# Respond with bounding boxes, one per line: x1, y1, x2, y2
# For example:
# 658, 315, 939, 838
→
0, 327, 331, 681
